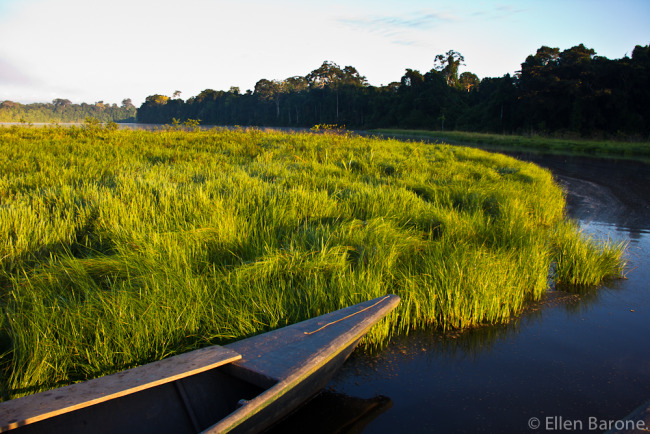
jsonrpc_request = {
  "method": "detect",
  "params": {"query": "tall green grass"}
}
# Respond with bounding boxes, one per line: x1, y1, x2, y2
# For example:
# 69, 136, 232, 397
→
0, 125, 626, 399
373, 129, 650, 162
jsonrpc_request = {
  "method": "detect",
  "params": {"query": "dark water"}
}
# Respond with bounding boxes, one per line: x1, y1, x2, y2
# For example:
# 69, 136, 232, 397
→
274, 154, 650, 433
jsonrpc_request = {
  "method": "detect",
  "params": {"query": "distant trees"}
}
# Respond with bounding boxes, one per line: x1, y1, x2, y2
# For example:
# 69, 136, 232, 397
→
0, 99, 136, 123
3, 44, 647, 137
135, 45, 650, 138
516, 43, 640, 134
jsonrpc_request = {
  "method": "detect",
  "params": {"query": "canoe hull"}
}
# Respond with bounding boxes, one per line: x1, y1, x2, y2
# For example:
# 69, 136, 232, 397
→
8, 367, 266, 434
1, 295, 400, 434
208, 294, 399, 433
218, 336, 363, 434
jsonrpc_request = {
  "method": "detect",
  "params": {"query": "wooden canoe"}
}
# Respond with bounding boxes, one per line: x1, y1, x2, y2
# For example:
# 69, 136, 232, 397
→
0, 294, 400, 434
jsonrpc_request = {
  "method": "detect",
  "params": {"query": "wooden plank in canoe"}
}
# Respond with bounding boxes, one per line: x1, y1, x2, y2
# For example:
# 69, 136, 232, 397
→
225, 294, 399, 383
0, 345, 241, 432
206, 294, 400, 433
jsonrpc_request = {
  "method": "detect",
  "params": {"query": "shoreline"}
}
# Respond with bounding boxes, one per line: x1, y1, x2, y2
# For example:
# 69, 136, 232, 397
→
369, 129, 650, 164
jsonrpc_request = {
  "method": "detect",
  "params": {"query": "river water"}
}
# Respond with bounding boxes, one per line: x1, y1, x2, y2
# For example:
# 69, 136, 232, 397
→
272, 153, 650, 433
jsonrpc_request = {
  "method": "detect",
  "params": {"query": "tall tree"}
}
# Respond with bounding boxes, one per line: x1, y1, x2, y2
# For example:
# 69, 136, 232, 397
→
518, 46, 562, 131
307, 61, 344, 88
629, 45, 650, 133
145, 95, 169, 105
341, 65, 368, 87
307, 61, 366, 120
254, 79, 285, 120
53, 98, 72, 107
401, 69, 424, 88
434, 50, 465, 87
284, 76, 308, 124
459, 72, 480, 92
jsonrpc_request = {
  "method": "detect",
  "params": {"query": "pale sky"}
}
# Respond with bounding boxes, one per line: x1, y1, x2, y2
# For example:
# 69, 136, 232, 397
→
1, 0, 648, 106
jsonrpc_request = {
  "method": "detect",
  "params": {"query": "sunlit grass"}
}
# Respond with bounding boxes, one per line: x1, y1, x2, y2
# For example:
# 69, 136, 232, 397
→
0, 125, 626, 399
551, 220, 628, 289
372, 129, 650, 161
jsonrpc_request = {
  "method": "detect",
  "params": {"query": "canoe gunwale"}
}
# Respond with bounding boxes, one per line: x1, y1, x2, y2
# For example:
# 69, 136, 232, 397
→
0, 346, 242, 432
204, 294, 400, 433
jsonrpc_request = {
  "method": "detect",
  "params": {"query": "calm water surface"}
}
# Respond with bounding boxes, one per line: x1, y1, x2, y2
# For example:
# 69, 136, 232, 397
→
275, 154, 650, 433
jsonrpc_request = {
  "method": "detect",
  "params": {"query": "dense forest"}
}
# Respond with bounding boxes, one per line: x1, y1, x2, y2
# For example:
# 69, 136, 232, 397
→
137, 44, 650, 137
1, 44, 648, 137
0, 99, 136, 123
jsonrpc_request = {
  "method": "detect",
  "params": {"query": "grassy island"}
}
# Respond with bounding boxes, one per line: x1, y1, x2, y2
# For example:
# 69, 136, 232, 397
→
0, 125, 625, 399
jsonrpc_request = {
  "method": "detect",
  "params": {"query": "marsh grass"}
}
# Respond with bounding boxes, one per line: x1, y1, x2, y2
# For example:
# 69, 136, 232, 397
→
0, 125, 626, 399
551, 220, 628, 289
373, 129, 650, 161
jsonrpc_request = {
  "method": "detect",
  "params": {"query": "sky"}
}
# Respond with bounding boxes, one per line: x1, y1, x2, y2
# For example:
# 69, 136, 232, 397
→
1, 0, 649, 106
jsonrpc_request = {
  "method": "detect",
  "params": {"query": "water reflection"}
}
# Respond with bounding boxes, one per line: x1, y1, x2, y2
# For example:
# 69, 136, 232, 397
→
339, 285, 610, 376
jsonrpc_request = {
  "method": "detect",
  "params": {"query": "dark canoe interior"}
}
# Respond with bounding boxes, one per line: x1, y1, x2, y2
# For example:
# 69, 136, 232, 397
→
11, 366, 273, 434
266, 391, 394, 434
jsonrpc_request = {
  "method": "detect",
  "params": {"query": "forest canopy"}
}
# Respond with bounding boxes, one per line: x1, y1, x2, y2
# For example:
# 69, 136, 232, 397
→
2, 44, 648, 137
0, 99, 136, 123
136, 44, 650, 137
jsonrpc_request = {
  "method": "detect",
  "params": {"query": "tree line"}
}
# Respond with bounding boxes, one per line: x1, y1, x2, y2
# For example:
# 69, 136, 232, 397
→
137, 44, 650, 138
0, 99, 136, 123
2, 44, 647, 137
